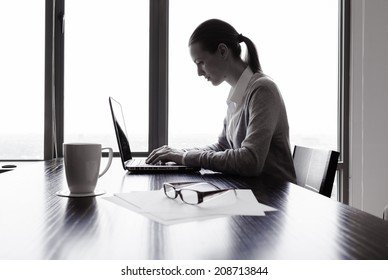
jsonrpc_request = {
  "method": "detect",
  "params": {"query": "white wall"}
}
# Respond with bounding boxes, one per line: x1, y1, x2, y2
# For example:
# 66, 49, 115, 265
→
350, 0, 388, 218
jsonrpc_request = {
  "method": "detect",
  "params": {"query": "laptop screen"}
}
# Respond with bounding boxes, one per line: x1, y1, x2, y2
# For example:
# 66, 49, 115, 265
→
109, 97, 132, 165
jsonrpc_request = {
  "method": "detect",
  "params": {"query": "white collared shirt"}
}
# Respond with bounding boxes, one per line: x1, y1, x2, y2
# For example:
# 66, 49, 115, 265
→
225, 67, 254, 148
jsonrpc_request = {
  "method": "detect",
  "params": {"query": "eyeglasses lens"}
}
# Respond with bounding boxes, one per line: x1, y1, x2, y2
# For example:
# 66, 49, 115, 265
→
164, 185, 176, 199
180, 189, 199, 204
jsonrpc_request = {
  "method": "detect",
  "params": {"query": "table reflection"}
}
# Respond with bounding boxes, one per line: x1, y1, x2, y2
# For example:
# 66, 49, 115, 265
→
43, 197, 100, 259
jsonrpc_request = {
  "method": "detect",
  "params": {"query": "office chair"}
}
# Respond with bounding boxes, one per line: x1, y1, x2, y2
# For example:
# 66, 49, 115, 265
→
293, 145, 340, 198
383, 205, 388, 221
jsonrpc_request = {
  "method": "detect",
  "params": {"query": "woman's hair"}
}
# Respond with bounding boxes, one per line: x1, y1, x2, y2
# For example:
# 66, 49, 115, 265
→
189, 19, 262, 73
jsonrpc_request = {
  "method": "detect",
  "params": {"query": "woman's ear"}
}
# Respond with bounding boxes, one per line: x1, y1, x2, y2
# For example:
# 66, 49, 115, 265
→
218, 43, 229, 59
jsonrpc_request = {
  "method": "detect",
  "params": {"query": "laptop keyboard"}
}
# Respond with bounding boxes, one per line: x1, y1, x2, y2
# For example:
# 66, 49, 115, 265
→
127, 158, 168, 168
127, 159, 146, 166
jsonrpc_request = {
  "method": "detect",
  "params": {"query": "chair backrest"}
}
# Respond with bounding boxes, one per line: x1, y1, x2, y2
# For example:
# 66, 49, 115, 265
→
383, 205, 388, 221
293, 145, 340, 198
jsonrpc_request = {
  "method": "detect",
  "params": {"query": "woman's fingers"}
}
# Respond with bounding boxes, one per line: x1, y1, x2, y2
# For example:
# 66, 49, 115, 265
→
146, 145, 169, 164
146, 146, 184, 165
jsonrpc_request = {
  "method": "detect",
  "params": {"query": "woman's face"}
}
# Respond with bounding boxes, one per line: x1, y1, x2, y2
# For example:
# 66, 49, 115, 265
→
189, 42, 227, 86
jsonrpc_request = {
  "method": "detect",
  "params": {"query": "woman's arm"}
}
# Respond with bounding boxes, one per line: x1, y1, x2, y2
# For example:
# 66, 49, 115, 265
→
145, 119, 230, 165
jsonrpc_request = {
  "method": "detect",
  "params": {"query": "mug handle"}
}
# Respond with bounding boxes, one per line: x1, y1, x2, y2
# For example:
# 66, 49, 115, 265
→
99, 147, 113, 178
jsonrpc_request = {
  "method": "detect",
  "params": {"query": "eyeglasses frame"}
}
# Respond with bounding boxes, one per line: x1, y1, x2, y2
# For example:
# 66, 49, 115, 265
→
163, 181, 237, 205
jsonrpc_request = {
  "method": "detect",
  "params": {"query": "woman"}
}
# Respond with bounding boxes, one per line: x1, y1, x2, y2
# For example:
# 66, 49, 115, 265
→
146, 19, 296, 182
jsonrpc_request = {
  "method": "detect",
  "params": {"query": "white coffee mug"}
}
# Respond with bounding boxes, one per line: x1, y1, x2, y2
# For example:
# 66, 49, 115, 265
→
63, 143, 113, 194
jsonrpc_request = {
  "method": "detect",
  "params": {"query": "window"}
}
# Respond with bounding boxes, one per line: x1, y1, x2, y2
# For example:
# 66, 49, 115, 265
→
169, 0, 338, 153
0, 1, 45, 159
64, 0, 149, 153
1, 0, 346, 200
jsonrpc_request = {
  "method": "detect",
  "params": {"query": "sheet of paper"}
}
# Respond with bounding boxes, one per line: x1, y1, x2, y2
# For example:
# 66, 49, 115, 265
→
116, 189, 267, 215
103, 189, 277, 225
103, 196, 226, 225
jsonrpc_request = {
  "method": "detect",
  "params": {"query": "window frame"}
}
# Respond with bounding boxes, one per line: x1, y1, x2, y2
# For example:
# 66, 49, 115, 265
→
338, 0, 350, 204
44, 0, 64, 160
148, 0, 169, 156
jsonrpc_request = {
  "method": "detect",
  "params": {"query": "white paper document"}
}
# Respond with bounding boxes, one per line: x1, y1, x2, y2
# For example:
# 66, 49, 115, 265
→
103, 189, 276, 225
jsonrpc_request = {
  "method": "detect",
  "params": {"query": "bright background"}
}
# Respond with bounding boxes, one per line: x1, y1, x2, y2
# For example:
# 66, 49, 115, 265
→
0, 0, 338, 159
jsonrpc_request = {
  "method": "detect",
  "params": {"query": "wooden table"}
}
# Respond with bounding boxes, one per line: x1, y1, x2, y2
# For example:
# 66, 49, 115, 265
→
1, 159, 387, 260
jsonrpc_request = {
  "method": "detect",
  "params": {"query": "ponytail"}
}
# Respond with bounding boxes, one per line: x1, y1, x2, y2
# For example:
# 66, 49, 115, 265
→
239, 34, 262, 73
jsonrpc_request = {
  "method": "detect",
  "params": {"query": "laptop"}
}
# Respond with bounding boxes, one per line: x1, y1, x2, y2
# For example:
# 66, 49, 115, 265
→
109, 97, 200, 173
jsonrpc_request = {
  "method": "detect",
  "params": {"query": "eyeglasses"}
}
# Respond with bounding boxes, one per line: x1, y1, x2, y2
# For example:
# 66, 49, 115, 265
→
163, 181, 237, 205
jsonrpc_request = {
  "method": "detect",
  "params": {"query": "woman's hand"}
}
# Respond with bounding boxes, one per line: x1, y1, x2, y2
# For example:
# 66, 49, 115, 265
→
145, 145, 185, 165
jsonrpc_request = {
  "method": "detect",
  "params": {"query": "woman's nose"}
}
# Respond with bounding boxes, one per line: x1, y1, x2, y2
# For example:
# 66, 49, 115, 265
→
197, 65, 204, 76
